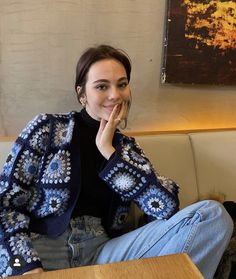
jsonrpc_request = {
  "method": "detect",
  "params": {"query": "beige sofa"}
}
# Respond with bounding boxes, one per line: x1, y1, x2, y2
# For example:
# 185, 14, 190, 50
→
133, 130, 236, 208
1, 129, 236, 210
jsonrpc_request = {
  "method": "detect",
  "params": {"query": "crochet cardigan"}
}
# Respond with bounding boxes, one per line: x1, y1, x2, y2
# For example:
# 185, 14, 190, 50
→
0, 111, 179, 277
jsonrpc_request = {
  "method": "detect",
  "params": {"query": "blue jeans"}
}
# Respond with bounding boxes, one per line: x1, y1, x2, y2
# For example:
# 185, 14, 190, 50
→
31, 200, 233, 279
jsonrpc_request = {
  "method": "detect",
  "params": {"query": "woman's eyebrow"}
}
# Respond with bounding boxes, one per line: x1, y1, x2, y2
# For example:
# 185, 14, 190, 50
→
118, 77, 128, 82
93, 79, 109, 84
93, 77, 128, 84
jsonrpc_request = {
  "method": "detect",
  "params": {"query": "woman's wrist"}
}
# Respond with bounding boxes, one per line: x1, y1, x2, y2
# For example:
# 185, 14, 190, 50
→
100, 146, 115, 160
98, 145, 115, 160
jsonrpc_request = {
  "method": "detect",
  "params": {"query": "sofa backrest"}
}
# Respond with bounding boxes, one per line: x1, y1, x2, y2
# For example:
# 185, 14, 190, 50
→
189, 131, 236, 203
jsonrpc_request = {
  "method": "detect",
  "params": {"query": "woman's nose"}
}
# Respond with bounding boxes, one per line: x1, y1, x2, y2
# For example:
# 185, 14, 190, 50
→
108, 86, 121, 100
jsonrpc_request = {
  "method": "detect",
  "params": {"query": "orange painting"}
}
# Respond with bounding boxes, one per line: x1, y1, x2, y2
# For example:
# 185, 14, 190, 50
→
161, 0, 236, 85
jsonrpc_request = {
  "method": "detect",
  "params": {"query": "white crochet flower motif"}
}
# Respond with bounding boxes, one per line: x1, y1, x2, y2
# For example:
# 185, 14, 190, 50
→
3, 183, 29, 208
52, 121, 74, 147
147, 197, 165, 213
29, 124, 50, 153
14, 151, 39, 185
112, 172, 135, 191
38, 188, 70, 217
122, 144, 152, 174
41, 150, 71, 184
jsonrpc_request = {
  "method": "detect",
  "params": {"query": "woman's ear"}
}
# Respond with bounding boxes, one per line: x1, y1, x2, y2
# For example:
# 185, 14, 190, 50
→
77, 86, 86, 106
76, 86, 82, 94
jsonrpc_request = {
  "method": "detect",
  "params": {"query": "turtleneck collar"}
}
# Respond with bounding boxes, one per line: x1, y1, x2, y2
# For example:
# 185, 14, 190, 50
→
80, 108, 100, 129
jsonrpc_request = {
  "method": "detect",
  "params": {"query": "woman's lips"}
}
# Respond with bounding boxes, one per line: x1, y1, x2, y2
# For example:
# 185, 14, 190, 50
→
104, 104, 121, 112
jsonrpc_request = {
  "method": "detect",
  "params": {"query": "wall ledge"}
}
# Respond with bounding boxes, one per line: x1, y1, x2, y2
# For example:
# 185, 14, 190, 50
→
124, 127, 236, 137
2, 127, 236, 141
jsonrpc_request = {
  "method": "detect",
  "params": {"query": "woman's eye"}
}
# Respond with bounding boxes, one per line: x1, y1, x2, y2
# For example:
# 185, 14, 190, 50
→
96, 84, 108, 91
118, 82, 128, 88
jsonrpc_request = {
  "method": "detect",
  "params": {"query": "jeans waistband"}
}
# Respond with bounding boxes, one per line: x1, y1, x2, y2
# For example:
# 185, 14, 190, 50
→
70, 215, 102, 231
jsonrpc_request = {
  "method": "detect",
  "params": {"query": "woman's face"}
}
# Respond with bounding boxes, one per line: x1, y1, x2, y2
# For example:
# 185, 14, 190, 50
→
79, 59, 131, 121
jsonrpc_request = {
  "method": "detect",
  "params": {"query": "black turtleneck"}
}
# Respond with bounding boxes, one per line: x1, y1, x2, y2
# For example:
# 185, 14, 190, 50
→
72, 109, 113, 218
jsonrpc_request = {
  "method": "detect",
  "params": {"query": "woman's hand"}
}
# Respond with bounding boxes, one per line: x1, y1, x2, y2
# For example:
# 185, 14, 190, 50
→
96, 101, 128, 160
23, 268, 44, 275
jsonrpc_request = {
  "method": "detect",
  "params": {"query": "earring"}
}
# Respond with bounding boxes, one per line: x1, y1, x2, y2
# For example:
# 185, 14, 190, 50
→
81, 100, 86, 107
79, 95, 86, 107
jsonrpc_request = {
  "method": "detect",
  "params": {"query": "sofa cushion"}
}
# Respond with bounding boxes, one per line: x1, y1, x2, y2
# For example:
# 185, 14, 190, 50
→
190, 131, 236, 202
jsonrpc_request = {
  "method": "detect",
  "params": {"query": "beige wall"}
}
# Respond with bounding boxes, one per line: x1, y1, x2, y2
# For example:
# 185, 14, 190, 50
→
0, 0, 236, 137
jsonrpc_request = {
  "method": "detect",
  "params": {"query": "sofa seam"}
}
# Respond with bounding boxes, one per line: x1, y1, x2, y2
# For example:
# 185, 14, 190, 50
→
188, 134, 200, 201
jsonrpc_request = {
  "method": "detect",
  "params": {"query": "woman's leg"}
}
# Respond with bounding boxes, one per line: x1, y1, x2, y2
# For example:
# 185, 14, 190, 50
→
31, 216, 109, 271
96, 200, 233, 279
30, 229, 71, 271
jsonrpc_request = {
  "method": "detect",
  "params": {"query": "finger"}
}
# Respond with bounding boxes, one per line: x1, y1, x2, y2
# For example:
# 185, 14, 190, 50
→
97, 118, 107, 137
108, 104, 121, 124
117, 101, 127, 121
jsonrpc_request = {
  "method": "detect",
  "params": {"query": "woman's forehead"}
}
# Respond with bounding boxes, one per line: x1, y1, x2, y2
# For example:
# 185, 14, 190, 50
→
87, 59, 127, 82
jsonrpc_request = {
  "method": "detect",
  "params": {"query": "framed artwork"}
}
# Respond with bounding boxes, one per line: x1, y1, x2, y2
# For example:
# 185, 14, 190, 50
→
161, 0, 236, 85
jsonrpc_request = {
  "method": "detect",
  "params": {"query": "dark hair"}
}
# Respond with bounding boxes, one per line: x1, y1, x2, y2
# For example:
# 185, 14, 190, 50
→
74, 44, 132, 103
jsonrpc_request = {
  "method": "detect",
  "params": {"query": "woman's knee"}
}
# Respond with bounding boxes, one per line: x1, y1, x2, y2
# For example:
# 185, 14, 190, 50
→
200, 200, 234, 238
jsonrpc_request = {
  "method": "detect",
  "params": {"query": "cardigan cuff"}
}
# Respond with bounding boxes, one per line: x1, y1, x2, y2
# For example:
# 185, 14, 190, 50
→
99, 150, 157, 201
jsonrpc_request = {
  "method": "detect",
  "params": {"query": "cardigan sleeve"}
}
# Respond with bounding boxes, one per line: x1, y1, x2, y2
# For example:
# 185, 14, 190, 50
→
0, 114, 50, 277
99, 136, 180, 220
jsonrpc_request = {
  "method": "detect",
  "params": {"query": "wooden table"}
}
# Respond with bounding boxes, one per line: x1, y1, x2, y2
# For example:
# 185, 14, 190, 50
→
11, 253, 204, 279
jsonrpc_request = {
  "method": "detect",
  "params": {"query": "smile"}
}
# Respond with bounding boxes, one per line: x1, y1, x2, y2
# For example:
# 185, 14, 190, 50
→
103, 104, 121, 111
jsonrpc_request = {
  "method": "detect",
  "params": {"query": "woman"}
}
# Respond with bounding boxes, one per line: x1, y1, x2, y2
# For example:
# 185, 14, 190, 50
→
0, 45, 233, 279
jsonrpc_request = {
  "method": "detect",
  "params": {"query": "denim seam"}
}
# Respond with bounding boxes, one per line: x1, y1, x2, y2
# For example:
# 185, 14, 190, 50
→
181, 219, 199, 254
135, 211, 202, 259
135, 219, 187, 259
